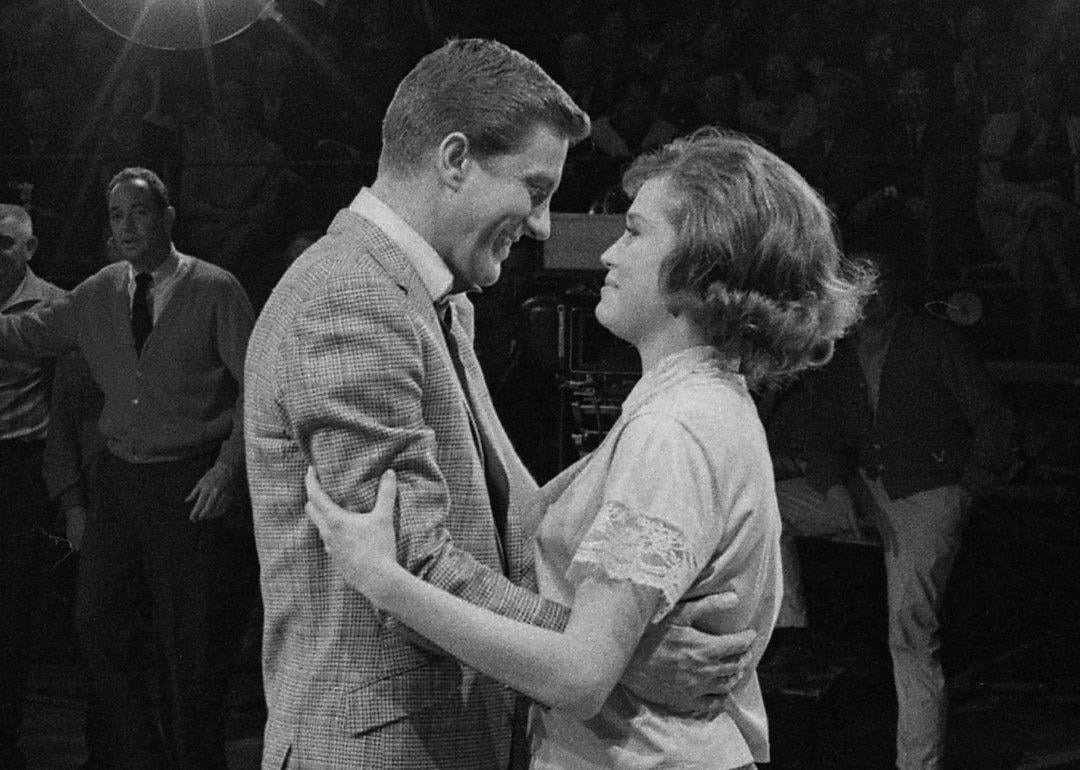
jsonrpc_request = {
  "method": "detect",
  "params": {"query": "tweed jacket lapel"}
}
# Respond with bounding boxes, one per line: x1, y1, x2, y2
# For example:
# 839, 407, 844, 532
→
330, 209, 445, 332
328, 208, 537, 582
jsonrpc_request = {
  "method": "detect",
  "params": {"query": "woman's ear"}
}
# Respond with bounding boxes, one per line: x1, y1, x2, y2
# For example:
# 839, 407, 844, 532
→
437, 132, 471, 190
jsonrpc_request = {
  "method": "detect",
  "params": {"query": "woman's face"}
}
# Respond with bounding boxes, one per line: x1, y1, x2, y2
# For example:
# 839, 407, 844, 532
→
595, 175, 680, 346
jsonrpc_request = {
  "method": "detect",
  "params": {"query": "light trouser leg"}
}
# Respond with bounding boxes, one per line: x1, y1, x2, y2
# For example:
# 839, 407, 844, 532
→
774, 477, 858, 628
860, 476, 966, 770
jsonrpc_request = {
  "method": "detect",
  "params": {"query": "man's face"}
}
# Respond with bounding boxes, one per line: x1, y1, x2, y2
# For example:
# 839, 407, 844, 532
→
108, 179, 173, 270
445, 124, 568, 290
0, 215, 35, 289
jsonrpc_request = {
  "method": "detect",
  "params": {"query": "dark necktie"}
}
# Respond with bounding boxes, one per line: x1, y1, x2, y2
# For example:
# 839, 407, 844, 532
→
132, 273, 153, 355
437, 300, 509, 571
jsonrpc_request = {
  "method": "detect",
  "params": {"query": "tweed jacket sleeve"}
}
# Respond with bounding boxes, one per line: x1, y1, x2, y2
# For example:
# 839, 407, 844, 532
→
281, 243, 568, 634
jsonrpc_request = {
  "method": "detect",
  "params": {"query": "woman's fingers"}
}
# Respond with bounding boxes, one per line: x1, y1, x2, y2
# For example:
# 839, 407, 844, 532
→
305, 466, 335, 513
374, 469, 397, 516
305, 466, 398, 532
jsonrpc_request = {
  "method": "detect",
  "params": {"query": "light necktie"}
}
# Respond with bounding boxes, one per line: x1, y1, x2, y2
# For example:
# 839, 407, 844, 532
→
132, 273, 154, 355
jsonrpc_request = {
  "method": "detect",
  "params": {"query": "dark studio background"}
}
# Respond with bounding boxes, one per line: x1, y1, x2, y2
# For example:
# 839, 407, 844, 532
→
3, 0, 1079, 767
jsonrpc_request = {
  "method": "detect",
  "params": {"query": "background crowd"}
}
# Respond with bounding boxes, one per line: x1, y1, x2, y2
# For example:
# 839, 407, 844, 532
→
1, 1, 1079, 768
3, 0, 1080, 336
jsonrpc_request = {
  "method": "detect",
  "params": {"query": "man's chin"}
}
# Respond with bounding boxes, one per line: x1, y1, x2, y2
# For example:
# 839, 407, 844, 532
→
477, 266, 501, 288
478, 255, 505, 287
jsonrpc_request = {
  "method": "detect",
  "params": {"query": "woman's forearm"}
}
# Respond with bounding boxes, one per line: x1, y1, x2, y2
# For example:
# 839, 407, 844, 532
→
368, 566, 644, 720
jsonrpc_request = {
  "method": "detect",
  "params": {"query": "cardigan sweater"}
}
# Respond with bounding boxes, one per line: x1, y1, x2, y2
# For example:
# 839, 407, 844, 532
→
0, 256, 253, 481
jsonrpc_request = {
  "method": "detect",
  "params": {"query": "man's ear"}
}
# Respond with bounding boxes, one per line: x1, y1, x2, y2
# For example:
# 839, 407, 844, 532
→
436, 132, 471, 190
24, 235, 37, 261
164, 205, 177, 231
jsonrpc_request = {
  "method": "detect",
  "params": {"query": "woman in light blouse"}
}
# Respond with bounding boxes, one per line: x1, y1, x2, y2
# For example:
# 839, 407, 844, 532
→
306, 129, 872, 768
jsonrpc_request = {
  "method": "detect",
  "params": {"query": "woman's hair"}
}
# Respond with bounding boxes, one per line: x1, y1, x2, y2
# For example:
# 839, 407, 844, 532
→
622, 127, 874, 388
380, 38, 591, 175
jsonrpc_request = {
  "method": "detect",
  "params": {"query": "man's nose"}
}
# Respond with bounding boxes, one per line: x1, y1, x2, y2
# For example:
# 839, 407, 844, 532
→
525, 202, 552, 241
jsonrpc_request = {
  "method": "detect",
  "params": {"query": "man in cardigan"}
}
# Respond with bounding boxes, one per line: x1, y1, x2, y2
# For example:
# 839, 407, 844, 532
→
797, 254, 1014, 770
0, 204, 64, 769
246, 39, 756, 769
0, 167, 254, 768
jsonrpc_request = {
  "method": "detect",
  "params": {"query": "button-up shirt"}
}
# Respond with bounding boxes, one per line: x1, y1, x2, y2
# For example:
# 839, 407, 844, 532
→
0, 267, 64, 440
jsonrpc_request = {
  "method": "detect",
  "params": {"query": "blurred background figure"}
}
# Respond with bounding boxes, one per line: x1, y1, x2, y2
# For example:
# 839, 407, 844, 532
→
798, 252, 1015, 770
178, 76, 285, 279
0, 203, 64, 769
977, 69, 1080, 321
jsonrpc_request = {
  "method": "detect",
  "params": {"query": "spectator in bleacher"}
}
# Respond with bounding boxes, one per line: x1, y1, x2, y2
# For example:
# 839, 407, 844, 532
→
870, 66, 979, 281
178, 76, 285, 276
861, 30, 910, 131
687, 70, 744, 134
778, 8, 825, 84
977, 68, 1080, 312
4, 84, 76, 284
557, 31, 606, 116
737, 50, 821, 162
59, 25, 115, 146
592, 7, 651, 105
816, 0, 874, 72
589, 76, 679, 187
952, 3, 994, 123
796, 67, 879, 242
250, 45, 320, 168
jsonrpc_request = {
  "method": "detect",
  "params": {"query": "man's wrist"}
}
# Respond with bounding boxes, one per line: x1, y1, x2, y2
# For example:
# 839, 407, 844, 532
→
203, 462, 237, 488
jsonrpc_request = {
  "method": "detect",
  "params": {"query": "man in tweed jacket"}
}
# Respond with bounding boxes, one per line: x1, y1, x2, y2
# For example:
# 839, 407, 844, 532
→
246, 39, 753, 769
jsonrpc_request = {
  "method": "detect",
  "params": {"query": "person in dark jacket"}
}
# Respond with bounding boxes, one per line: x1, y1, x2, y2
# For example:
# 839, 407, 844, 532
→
796, 253, 1014, 770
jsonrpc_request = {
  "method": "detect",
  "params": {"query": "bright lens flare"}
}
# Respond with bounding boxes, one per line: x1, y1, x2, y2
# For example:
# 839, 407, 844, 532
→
76, 0, 272, 50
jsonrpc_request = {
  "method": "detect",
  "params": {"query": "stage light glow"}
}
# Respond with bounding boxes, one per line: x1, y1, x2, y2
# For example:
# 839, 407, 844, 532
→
76, 0, 273, 50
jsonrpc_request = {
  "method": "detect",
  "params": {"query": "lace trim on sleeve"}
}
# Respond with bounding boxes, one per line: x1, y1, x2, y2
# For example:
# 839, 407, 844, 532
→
567, 500, 699, 624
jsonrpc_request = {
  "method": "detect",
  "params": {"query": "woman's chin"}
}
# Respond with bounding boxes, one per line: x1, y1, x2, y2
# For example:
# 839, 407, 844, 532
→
593, 304, 624, 339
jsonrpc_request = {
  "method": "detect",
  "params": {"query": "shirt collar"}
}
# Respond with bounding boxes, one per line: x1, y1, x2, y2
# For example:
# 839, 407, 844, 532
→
2, 267, 46, 312
621, 345, 743, 416
128, 247, 181, 285
349, 187, 454, 304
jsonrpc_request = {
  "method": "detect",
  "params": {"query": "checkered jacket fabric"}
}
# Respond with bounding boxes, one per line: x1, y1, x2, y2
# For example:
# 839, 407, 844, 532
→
245, 209, 569, 768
